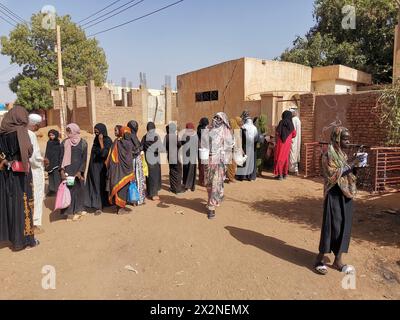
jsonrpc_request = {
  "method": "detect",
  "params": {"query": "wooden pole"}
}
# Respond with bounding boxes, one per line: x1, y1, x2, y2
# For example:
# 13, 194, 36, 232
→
56, 25, 66, 138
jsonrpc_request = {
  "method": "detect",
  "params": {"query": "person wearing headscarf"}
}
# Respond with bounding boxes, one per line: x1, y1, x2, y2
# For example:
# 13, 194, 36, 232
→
28, 114, 45, 232
255, 114, 268, 177
44, 129, 61, 196
141, 122, 163, 201
236, 110, 258, 181
289, 109, 302, 175
59, 123, 88, 221
274, 110, 297, 180
315, 127, 360, 276
84, 123, 113, 215
0, 105, 39, 250
197, 117, 209, 187
127, 120, 146, 205
106, 126, 134, 214
181, 123, 198, 192
165, 123, 183, 194
206, 112, 234, 219
226, 118, 242, 183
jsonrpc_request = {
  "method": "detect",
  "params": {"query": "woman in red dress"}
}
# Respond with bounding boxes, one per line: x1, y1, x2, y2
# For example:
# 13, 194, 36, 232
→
274, 110, 297, 180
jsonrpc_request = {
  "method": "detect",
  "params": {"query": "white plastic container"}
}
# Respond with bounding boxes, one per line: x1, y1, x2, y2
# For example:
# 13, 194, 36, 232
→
66, 176, 75, 187
199, 148, 210, 161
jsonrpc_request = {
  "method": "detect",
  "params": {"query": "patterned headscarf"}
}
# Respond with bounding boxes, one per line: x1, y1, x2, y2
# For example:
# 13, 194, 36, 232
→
322, 127, 357, 199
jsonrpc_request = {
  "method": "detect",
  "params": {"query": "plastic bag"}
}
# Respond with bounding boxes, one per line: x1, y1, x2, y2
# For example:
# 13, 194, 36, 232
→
54, 181, 71, 211
128, 181, 140, 203
141, 152, 149, 177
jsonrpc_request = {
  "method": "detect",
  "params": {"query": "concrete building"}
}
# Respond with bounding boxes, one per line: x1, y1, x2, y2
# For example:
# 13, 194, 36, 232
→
177, 57, 372, 133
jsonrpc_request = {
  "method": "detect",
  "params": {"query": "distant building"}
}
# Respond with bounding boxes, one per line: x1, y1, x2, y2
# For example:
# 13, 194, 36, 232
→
176, 57, 372, 132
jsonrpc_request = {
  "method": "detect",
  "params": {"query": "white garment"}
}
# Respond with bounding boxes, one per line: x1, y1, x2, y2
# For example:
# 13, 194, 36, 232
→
28, 130, 45, 226
289, 116, 302, 173
237, 119, 258, 176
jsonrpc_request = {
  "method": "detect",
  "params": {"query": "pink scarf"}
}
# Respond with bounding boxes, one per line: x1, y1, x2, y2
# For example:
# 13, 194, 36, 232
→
61, 123, 81, 169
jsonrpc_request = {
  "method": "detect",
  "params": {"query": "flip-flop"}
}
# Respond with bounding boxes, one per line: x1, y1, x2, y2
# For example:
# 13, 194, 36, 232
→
315, 262, 328, 275
334, 264, 355, 275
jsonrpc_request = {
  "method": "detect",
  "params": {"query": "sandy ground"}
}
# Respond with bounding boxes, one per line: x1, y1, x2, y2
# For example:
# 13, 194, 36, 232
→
0, 128, 399, 300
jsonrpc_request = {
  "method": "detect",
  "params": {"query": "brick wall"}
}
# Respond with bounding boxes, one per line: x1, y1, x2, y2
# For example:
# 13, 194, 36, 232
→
299, 93, 316, 172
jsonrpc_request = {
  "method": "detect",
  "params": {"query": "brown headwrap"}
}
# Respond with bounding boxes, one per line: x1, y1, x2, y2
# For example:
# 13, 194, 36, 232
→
0, 105, 33, 172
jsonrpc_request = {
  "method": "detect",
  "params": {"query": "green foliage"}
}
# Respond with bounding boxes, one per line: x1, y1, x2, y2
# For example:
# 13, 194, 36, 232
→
376, 81, 400, 146
279, 0, 398, 83
1, 13, 108, 110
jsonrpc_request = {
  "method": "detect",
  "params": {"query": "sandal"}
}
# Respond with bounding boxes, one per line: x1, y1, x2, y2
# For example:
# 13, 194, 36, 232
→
315, 262, 328, 275
26, 239, 40, 251
334, 264, 355, 275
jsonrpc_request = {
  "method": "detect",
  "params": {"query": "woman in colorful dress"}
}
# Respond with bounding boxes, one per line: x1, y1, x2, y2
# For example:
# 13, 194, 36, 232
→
106, 126, 134, 214
274, 110, 296, 180
206, 112, 234, 220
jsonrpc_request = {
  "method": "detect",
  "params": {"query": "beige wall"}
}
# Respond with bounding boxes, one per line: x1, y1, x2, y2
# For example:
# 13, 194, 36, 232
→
177, 58, 245, 126
244, 58, 312, 100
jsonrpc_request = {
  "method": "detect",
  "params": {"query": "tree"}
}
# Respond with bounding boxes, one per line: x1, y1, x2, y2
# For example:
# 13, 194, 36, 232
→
279, 0, 398, 83
1, 13, 108, 110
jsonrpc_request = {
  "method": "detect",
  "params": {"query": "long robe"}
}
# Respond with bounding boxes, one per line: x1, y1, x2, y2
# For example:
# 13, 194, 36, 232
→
289, 116, 302, 173
141, 133, 162, 198
45, 137, 61, 195
0, 132, 36, 249
106, 138, 134, 208
274, 130, 297, 176
59, 139, 88, 215
236, 120, 257, 181
181, 132, 197, 192
84, 136, 113, 210
165, 133, 183, 194
28, 130, 45, 227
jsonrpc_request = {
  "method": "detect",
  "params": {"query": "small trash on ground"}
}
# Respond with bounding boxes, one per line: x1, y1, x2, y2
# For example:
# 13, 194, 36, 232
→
124, 265, 138, 274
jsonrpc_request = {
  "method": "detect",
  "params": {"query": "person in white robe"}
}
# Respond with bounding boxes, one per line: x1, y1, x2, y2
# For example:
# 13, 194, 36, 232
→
28, 114, 45, 232
289, 109, 302, 175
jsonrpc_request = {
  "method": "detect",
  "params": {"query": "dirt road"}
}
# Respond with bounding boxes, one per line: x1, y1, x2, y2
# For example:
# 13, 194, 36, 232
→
0, 170, 399, 300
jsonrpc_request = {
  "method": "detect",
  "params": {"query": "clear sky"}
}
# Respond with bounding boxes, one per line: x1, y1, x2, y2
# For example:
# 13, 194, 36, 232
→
0, 0, 315, 102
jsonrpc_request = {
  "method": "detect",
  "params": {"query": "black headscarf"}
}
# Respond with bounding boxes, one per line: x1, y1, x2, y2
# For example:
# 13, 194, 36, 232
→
127, 120, 142, 157
45, 129, 61, 172
141, 122, 159, 154
276, 110, 295, 143
197, 117, 209, 140
91, 123, 113, 163
94, 123, 108, 147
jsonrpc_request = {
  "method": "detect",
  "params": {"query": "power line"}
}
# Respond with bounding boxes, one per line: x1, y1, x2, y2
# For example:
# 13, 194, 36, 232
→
82, 0, 143, 27
77, 0, 124, 24
0, 14, 16, 27
0, 7, 21, 25
89, 0, 184, 37
84, 0, 146, 30
0, 65, 18, 74
0, 2, 26, 24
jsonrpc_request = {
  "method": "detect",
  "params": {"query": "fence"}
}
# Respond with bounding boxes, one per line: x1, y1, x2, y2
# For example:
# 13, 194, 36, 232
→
372, 147, 400, 193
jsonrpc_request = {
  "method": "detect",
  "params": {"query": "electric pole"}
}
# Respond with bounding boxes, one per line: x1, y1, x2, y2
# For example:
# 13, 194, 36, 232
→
56, 25, 66, 137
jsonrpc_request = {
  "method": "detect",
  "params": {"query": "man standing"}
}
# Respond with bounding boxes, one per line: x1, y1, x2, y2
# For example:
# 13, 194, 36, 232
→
28, 114, 45, 234
289, 108, 302, 175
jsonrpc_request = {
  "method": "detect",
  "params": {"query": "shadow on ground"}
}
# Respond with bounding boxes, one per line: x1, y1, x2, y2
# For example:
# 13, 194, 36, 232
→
225, 226, 317, 272
249, 194, 400, 247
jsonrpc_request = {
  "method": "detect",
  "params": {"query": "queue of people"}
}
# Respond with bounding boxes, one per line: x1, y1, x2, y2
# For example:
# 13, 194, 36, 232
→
0, 104, 360, 277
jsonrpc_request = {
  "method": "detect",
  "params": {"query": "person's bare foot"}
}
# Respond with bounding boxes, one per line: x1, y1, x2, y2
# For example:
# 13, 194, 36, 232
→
151, 196, 160, 201
33, 226, 45, 235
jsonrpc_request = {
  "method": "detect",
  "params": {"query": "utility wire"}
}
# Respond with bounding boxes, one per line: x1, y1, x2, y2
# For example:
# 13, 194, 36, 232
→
0, 14, 16, 27
84, 0, 145, 30
77, 0, 124, 24
0, 7, 21, 25
81, 0, 141, 27
0, 2, 26, 23
89, 0, 184, 37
